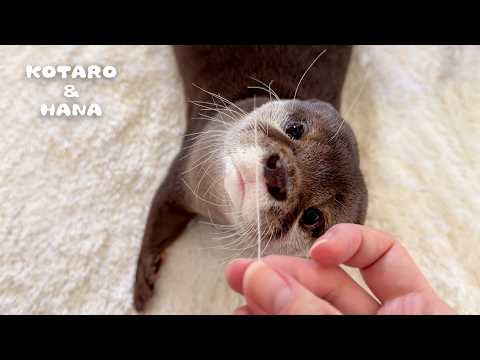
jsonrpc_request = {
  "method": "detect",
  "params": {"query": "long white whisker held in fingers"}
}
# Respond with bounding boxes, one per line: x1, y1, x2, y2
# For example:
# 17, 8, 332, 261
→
293, 49, 327, 101
254, 110, 262, 261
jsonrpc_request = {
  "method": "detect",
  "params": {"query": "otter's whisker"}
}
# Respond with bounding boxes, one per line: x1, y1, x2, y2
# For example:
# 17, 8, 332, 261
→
261, 222, 275, 256
344, 65, 372, 119
182, 178, 229, 208
219, 240, 258, 266
203, 174, 225, 201
209, 222, 256, 252
192, 115, 232, 128
330, 66, 371, 142
181, 147, 221, 174
210, 96, 243, 124
194, 155, 219, 194
214, 226, 256, 249
183, 134, 225, 148
247, 86, 272, 101
192, 83, 247, 116
183, 129, 228, 138
249, 76, 281, 101
192, 97, 244, 118
335, 198, 348, 213
293, 49, 327, 101
329, 118, 345, 143
193, 106, 238, 123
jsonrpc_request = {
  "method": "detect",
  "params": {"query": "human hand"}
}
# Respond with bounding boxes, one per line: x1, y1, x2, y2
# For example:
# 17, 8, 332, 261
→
225, 224, 456, 315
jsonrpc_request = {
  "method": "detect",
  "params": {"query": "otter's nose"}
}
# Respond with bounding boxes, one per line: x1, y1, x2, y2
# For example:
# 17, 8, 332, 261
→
264, 154, 287, 201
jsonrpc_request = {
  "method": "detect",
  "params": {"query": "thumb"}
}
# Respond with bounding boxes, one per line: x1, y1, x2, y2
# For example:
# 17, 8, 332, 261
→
242, 261, 342, 315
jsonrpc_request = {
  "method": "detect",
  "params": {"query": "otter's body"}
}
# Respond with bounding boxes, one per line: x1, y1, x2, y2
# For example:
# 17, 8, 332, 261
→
134, 46, 367, 312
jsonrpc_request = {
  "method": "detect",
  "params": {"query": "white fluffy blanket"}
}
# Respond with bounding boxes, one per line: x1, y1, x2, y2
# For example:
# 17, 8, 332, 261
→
1, 45, 479, 314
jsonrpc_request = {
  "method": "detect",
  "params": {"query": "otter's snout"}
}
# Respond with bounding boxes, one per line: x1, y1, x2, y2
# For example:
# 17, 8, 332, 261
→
264, 154, 287, 201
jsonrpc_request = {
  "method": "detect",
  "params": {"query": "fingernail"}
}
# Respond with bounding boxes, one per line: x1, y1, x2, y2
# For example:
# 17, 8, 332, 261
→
308, 232, 331, 257
243, 261, 292, 314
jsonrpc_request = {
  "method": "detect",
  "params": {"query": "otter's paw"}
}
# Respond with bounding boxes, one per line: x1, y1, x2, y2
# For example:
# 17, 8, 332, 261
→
133, 252, 164, 312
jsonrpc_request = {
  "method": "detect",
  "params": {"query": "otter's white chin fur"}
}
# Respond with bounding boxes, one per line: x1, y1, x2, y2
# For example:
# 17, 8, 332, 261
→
223, 145, 267, 221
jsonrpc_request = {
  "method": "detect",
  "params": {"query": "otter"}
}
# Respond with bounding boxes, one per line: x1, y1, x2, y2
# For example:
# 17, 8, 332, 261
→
133, 45, 368, 312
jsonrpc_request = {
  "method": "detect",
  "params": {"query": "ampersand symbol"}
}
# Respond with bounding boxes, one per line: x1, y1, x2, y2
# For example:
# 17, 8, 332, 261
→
64, 85, 79, 98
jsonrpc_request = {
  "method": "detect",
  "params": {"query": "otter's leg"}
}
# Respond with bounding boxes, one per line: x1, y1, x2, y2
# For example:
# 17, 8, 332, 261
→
133, 171, 193, 312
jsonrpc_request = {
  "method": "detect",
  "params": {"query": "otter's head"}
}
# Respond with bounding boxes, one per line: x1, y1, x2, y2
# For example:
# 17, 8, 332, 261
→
222, 98, 367, 257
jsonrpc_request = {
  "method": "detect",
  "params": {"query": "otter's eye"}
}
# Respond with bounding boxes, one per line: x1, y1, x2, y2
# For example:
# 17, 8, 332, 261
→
285, 122, 304, 140
301, 208, 326, 238
302, 207, 322, 226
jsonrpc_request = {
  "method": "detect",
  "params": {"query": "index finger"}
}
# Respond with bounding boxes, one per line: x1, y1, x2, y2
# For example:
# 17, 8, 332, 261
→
309, 224, 433, 303
225, 255, 380, 314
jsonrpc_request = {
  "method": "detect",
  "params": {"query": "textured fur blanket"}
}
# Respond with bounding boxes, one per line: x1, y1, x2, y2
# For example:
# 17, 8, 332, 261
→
0, 45, 478, 314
